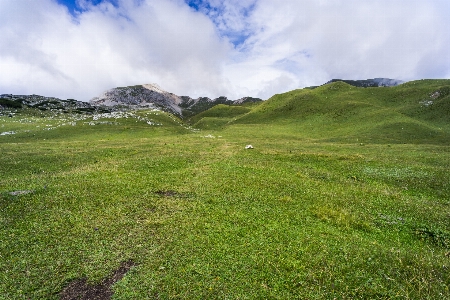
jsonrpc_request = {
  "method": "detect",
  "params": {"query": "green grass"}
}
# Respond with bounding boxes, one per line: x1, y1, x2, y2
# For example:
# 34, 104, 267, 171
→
1, 81, 449, 299
188, 104, 251, 129
230, 80, 450, 144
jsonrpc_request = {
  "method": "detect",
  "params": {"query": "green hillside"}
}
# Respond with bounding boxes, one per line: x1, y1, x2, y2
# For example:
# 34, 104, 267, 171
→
192, 79, 450, 144
189, 104, 252, 129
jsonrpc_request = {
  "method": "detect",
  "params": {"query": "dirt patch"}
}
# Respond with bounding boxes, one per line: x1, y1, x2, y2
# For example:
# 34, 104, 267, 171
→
60, 261, 135, 300
155, 190, 184, 197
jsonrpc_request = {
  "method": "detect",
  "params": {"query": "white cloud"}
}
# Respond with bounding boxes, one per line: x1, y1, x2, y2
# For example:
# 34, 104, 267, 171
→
223, 0, 450, 98
0, 0, 449, 101
0, 0, 231, 100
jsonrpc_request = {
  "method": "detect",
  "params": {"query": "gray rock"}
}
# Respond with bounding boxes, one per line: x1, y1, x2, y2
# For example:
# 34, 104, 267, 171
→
9, 190, 35, 196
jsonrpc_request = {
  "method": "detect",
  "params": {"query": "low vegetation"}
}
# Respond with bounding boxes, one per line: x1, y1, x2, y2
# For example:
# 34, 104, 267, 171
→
1, 80, 449, 299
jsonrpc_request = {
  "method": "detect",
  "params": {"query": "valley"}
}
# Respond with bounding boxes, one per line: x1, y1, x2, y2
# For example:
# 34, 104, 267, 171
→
1, 79, 449, 299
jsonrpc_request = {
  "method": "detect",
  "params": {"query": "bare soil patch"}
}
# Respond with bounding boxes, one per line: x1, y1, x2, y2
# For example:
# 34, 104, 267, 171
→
60, 261, 135, 300
155, 190, 185, 197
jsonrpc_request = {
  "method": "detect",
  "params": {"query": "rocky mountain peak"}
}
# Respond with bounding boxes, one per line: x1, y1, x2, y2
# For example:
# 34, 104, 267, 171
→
89, 84, 262, 118
90, 84, 182, 116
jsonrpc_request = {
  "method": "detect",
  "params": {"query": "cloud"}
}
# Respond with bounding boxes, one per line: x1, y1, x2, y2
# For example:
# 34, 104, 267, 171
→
0, 0, 449, 101
0, 0, 231, 100
187, 0, 257, 46
223, 0, 450, 98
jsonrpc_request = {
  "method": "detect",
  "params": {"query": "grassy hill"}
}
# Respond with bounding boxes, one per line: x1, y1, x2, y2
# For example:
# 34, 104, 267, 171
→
188, 104, 252, 129
1, 80, 449, 299
218, 79, 449, 144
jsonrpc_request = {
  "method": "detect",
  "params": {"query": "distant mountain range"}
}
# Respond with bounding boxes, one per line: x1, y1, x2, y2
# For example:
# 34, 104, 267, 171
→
1, 78, 403, 118
0, 94, 106, 114
306, 78, 404, 89
326, 78, 404, 87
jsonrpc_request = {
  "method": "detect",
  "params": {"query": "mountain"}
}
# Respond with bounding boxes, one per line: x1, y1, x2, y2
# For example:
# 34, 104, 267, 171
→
89, 84, 262, 118
0, 94, 107, 113
89, 84, 183, 116
1, 86, 262, 119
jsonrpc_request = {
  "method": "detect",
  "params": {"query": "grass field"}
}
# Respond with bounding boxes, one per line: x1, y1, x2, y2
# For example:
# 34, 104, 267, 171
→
1, 80, 449, 299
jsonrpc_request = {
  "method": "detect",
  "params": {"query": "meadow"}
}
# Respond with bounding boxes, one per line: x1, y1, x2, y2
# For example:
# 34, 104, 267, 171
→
1, 80, 449, 299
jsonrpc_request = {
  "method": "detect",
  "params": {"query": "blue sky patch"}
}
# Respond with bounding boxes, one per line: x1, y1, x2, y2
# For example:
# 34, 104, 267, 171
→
226, 32, 251, 48
57, 0, 115, 15
186, 0, 209, 12
57, 0, 79, 15
186, 0, 200, 11
184, 0, 256, 48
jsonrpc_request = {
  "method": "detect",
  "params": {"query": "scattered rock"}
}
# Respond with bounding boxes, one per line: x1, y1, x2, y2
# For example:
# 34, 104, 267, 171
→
245, 145, 254, 149
60, 261, 135, 300
420, 100, 433, 107
0, 131, 16, 136
9, 190, 35, 196
430, 91, 440, 99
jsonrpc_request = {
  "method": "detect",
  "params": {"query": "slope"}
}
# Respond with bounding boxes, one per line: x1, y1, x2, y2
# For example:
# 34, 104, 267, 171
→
188, 104, 252, 129
226, 80, 450, 144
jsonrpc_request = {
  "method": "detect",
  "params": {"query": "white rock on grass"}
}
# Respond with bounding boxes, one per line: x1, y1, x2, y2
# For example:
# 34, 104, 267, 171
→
0, 131, 16, 136
9, 190, 35, 196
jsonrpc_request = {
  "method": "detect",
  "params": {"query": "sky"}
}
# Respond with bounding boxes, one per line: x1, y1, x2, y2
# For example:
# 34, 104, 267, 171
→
1, 0, 450, 101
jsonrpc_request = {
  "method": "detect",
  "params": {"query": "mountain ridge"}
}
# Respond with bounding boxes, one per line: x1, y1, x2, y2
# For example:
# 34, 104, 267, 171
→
0, 78, 411, 120
305, 78, 404, 89
326, 78, 404, 87
0, 93, 106, 113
